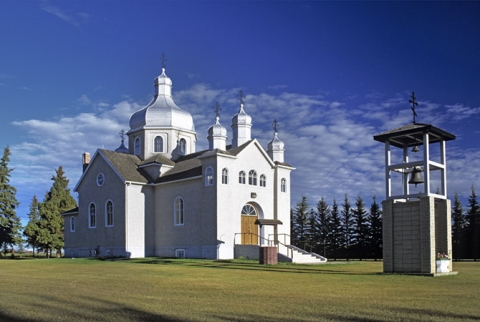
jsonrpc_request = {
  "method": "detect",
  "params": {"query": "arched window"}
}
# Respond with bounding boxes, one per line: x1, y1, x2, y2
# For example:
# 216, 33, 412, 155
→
248, 170, 257, 186
106, 200, 114, 227
241, 204, 257, 216
174, 197, 184, 226
179, 138, 186, 155
154, 136, 164, 153
205, 167, 214, 186
89, 203, 96, 228
70, 217, 75, 232
239, 171, 246, 184
260, 174, 266, 187
222, 168, 228, 184
281, 178, 287, 192
134, 137, 141, 156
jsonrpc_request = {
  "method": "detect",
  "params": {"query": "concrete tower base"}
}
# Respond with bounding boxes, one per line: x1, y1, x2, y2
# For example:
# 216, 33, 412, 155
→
383, 197, 457, 276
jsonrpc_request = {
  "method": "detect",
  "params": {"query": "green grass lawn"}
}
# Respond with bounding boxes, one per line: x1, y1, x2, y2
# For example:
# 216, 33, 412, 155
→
0, 258, 478, 322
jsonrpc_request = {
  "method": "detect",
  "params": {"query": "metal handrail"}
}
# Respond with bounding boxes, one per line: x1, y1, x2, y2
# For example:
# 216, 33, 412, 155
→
234, 233, 274, 246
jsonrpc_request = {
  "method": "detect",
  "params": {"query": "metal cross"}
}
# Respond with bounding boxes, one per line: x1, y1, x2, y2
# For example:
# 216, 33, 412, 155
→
272, 119, 279, 133
237, 90, 245, 105
212, 101, 222, 118
119, 129, 126, 143
160, 52, 167, 69
409, 91, 418, 123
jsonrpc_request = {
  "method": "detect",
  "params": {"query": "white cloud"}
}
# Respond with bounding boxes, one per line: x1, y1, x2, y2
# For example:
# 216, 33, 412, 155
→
8, 84, 480, 221
40, 3, 90, 27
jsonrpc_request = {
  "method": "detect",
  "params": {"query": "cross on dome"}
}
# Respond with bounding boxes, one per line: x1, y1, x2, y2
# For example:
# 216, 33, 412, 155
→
119, 129, 126, 143
237, 90, 245, 105
212, 101, 222, 118
160, 52, 167, 69
272, 119, 279, 133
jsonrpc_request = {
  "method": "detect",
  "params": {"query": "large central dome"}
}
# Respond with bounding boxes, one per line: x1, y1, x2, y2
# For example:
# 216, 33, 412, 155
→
129, 68, 195, 132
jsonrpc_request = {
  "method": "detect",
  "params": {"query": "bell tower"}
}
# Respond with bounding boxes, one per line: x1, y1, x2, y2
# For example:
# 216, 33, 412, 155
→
373, 92, 457, 275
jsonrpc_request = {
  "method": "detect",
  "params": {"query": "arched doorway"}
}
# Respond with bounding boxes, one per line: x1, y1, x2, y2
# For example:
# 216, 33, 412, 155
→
241, 204, 258, 244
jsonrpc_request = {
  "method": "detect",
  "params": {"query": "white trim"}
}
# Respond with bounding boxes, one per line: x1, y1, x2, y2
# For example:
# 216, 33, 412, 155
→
105, 199, 114, 227
174, 197, 184, 226
88, 202, 97, 228
96, 173, 105, 187
70, 216, 76, 232
175, 249, 185, 258
205, 166, 214, 186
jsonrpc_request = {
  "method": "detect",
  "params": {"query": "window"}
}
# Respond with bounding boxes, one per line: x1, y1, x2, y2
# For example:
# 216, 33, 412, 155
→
179, 138, 186, 155
106, 200, 114, 227
174, 197, 184, 226
154, 136, 164, 153
248, 170, 257, 186
222, 168, 228, 184
70, 217, 75, 232
281, 178, 287, 193
239, 171, 246, 184
241, 204, 256, 216
175, 249, 185, 258
96, 173, 105, 187
260, 174, 266, 187
134, 137, 141, 155
205, 167, 214, 186
89, 203, 96, 228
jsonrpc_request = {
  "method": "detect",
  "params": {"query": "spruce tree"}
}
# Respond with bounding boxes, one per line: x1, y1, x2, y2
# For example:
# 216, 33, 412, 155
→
466, 186, 480, 260
328, 199, 342, 260
23, 195, 42, 257
353, 196, 369, 260
305, 209, 318, 253
0, 146, 21, 256
291, 196, 310, 250
341, 194, 354, 260
316, 197, 331, 258
37, 167, 77, 258
451, 192, 466, 260
368, 196, 383, 261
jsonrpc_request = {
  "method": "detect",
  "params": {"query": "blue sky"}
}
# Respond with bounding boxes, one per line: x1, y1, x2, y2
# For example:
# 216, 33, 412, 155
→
1, 1, 479, 224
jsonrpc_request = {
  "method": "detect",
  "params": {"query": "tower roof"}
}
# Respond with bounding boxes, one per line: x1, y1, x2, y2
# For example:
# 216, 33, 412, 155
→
373, 123, 456, 148
129, 68, 195, 132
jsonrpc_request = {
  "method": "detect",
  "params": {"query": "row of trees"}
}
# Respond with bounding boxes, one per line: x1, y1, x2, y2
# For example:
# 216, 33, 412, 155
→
291, 187, 480, 261
290, 195, 382, 260
452, 187, 480, 260
0, 146, 76, 257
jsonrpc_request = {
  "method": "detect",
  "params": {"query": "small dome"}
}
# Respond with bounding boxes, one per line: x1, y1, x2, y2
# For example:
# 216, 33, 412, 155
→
268, 132, 284, 151
208, 117, 227, 137
129, 69, 195, 132
115, 141, 129, 154
231, 103, 252, 126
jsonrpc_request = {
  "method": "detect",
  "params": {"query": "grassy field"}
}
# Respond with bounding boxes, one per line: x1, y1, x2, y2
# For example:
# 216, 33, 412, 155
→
0, 258, 479, 322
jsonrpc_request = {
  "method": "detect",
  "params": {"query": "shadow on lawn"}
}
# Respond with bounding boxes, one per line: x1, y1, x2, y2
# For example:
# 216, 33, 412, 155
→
132, 258, 378, 276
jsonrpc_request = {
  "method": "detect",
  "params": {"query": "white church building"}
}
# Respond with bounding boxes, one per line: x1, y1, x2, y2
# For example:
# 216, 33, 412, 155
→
63, 66, 325, 263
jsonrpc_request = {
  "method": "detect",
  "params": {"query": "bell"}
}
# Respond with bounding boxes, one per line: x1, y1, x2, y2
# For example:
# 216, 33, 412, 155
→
411, 145, 420, 153
408, 166, 424, 187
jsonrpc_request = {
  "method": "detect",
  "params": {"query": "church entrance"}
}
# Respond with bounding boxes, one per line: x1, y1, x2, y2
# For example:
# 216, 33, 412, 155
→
241, 204, 258, 245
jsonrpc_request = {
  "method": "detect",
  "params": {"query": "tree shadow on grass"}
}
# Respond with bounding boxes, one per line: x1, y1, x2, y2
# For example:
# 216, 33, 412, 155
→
129, 257, 379, 276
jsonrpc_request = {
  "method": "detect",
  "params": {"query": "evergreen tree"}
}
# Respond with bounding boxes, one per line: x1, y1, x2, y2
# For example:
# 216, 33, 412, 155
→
0, 146, 21, 256
466, 186, 480, 260
23, 195, 42, 257
37, 167, 77, 258
341, 194, 354, 260
291, 196, 310, 250
316, 197, 331, 258
451, 192, 466, 260
305, 209, 318, 253
353, 196, 369, 260
368, 196, 383, 261
328, 199, 342, 260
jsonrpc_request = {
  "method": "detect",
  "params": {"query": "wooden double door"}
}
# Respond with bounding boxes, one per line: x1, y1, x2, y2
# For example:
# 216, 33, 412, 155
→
241, 204, 258, 245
